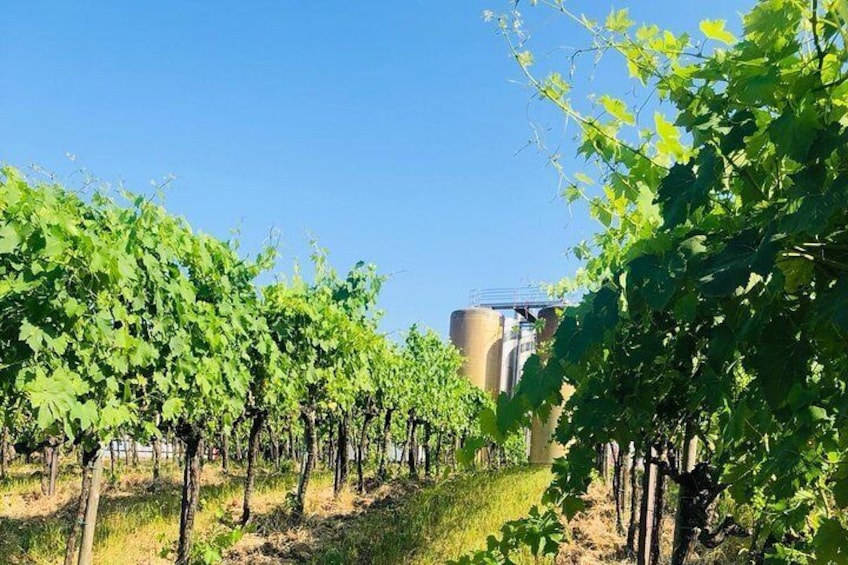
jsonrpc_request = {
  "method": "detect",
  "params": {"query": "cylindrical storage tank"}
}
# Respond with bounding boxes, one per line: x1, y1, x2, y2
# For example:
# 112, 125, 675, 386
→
529, 306, 571, 465
449, 308, 504, 399
536, 306, 560, 348
500, 318, 520, 394
501, 319, 536, 394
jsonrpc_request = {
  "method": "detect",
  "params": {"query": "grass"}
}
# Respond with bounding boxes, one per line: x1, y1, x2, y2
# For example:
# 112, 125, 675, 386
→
0, 459, 296, 565
275, 464, 747, 565
5, 458, 743, 565
307, 465, 554, 565
0, 465, 43, 497
94, 466, 295, 565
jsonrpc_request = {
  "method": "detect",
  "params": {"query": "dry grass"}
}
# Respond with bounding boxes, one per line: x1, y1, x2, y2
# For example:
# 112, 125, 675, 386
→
225, 473, 414, 564
241, 466, 748, 565
224, 465, 555, 565
557, 480, 749, 565
2, 459, 751, 565
0, 458, 294, 565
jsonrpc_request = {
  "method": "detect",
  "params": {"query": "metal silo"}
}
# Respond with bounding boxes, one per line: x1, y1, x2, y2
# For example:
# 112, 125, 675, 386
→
449, 308, 504, 399
529, 306, 571, 464
500, 317, 536, 394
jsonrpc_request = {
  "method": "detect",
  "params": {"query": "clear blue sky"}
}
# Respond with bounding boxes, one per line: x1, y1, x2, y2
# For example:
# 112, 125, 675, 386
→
0, 0, 752, 336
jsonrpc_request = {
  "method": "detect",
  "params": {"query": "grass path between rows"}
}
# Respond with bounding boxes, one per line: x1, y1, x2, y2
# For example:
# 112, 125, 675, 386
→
2, 462, 553, 564
309, 466, 554, 565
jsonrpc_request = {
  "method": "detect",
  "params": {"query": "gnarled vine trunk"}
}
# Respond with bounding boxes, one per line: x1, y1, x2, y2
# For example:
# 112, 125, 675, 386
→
109, 440, 116, 476
63, 444, 100, 565
407, 414, 418, 478
326, 426, 334, 470
333, 411, 350, 495
377, 408, 393, 480
1, 425, 8, 480
636, 443, 658, 565
269, 427, 280, 470
41, 437, 60, 497
221, 431, 230, 474
356, 412, 373, 493
41, 445, 52, 496
613, 443, 625, 534
672, 426, 699, 565
626, 442, 639, 554
288, 428, 296, 462
650, 445, 667, 565
176, 427, 203, 565
77, 445, 104, 565
241, 410, 266, 525
151, 435, 162, 482
294, 407, 317, 518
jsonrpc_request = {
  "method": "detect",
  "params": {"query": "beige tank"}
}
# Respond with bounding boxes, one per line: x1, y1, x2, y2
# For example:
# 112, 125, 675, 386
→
449, 308, 504, 399
529, 306, 572, 464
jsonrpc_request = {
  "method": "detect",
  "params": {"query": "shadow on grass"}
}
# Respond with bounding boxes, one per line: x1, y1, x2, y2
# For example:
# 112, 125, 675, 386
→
228, 473, 422, 565
0, 466, 291, 565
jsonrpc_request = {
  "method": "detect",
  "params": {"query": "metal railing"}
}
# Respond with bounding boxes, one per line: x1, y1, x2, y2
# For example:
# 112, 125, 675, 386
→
469, 286, 563, 310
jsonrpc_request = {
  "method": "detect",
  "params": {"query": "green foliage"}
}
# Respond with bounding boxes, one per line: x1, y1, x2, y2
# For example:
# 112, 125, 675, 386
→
1, 167, 499, 562
448, 506, 563, 565
0, 167, 272, 452
403, 325, 489, 438
263, 251, 383, 420
699, 19, 736, 44
464, 0, 848, 562
499, 431, 529, 467
188, 512, 247, 565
